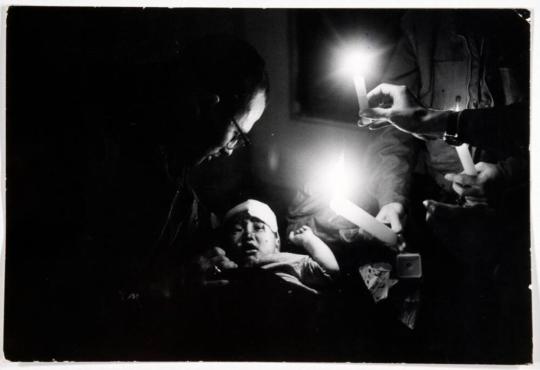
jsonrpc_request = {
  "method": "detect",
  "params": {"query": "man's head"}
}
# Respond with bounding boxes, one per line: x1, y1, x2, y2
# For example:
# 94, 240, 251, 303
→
171, 35, 269, 166
223, 200, 280, 265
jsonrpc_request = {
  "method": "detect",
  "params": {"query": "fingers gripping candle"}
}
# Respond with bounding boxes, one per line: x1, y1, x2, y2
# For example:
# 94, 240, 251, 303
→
330, 196, 397, 245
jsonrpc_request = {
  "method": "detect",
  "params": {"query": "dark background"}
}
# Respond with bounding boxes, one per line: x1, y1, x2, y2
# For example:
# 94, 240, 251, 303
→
293, 9, 403, 123
4, 6, 532, 363
5, 7, 257, 360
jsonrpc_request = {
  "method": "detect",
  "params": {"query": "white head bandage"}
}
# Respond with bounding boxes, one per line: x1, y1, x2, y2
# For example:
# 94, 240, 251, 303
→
224, 199, 278, 233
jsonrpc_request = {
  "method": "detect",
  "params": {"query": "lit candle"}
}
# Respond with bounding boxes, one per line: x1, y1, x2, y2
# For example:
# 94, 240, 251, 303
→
452, 101, 477, 176
353, 74, 369, 112
330, 196, 397, 246
340, 48, 373, 116
325, 152, 397, 246
455, 143, 477, 175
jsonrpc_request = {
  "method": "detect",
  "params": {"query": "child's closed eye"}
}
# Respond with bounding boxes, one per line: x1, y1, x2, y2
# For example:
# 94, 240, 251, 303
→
253, 222, 267, 232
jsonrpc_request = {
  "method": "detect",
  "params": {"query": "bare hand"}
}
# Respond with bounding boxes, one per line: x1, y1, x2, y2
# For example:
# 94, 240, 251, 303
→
360, 83, 448, 140
376, 202, 406, 233
192, 247, 238, 287
444, 162, 501, 200
288, 225, 316, 248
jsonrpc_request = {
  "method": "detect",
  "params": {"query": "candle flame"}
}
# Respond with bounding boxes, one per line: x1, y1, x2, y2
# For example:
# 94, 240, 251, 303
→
331, 152, 346, 199
327, 153, 398, 246
308, 149, 361, 201
340, 48, 374, 77
327, 151, 358, 201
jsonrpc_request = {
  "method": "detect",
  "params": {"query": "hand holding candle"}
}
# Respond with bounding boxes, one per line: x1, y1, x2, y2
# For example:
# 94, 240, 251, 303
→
330, 196, 397, 246
339, 48, 380, 126
444, 161, 501, 200
375, 202, 405, 234
359, 83, 454, 135
327, 152, 398, 247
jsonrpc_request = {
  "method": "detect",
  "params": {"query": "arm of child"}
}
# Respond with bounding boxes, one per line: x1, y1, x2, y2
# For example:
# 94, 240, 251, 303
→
288, 226, 340, 275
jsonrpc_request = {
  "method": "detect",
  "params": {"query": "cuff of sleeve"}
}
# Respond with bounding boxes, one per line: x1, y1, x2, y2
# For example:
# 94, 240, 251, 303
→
456, 109, 473, 144
442, 110, 463, 145
442, 110, 458, 139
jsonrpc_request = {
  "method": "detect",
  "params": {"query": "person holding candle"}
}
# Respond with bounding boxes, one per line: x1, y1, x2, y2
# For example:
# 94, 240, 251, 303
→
361, 82, 529, 201
356, 10, 530, 362
359, 10, 528, 231
361, 82, 529, 165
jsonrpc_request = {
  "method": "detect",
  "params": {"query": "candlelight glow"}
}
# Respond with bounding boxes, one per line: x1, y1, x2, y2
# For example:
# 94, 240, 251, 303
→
339, 48, 374, 77
336, 47, 374, 114
314, 151, 358, 200
331, 151, 346, 197
326, 151, 398, 246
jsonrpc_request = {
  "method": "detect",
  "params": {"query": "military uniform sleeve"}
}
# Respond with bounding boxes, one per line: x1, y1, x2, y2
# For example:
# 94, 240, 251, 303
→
459, 102, 529, 158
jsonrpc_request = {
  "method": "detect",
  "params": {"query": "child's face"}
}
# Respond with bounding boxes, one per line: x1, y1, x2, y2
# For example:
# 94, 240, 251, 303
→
225, 215, 279, 265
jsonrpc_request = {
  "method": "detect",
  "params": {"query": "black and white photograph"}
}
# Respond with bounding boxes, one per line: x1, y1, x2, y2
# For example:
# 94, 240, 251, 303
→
1, 4, 535, 365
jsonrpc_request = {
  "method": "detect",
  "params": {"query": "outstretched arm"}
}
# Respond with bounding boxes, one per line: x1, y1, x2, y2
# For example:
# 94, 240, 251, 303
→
361, 83, 528, 157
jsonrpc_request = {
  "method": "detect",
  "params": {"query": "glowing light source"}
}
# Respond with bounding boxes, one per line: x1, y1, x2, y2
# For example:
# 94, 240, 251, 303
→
330, 197, 397, 246
329, 151, 348, 198
327, 152, 397, 246
339, 48, 374, 124
309, 151, 357, 200
340, 48, 374, 77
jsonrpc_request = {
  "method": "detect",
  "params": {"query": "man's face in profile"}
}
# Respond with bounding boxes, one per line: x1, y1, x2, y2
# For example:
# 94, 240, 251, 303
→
195, 90, 267, 165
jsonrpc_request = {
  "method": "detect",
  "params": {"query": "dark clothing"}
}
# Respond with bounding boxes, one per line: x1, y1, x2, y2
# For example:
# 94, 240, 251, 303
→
136, 268, 324, 361
73, 108, 220, 359
88, 117, 215, 292
145, 265, 414, 362
365, 10, 531, 363
457, 101, 529, 157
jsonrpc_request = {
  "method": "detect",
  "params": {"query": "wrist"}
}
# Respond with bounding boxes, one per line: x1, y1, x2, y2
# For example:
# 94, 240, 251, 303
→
381, 201, 406, 212
419, 109, 450, 139
300, 234, 318, 249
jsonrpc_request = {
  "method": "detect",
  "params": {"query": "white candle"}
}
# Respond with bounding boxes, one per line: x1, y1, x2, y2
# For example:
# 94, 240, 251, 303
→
455, 143, 477, 175
353, 74, 369, 112
330, 196, 397, 246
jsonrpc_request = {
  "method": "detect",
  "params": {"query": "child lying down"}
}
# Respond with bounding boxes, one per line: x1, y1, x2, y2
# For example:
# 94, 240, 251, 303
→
215, 199, 340, 294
